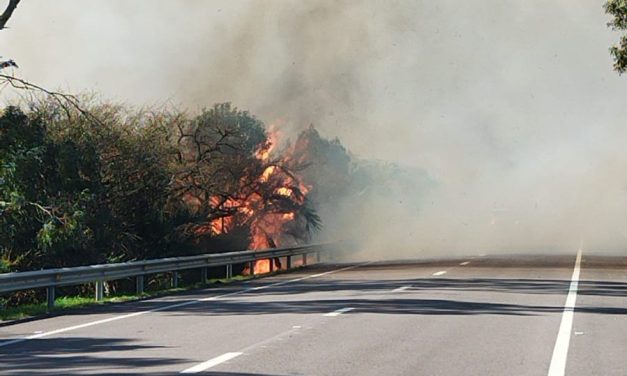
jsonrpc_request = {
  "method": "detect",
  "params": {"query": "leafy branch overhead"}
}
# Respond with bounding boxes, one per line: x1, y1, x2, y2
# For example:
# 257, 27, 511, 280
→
605, 0, 627, 74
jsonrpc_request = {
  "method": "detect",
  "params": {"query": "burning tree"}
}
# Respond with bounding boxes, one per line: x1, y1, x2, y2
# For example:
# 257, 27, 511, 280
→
170, 103, 321, 273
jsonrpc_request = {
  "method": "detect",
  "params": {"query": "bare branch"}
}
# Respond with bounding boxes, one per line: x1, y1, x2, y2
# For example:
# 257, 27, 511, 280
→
0, 0, 20, 30
28, 201, 64, 225
0, 73, 103, 126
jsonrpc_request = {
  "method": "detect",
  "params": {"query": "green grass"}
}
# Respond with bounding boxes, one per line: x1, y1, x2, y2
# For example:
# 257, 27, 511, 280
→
0, 294, 146, 321
0, 302, 48, 321
0, 272, 266, 322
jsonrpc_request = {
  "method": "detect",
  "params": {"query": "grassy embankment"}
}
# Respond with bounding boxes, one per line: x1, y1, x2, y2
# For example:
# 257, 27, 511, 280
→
0, 275, 253, 322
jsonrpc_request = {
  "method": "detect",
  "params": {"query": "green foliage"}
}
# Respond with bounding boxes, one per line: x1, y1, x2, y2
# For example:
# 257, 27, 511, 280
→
0, 106, 101, 271
605, 0, 627, 73
0, 99, 322, 291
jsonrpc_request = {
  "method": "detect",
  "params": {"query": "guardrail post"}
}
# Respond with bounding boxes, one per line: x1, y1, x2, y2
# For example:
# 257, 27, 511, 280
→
302, 253, 307, 266
172, 271, 179, 288
287, 255, 292, 269
46, 286, 55, 311
316, 251, 321, 263
269, 258, 274, 273
95, 281, 104, 301
226, 264, 232, 279
201, 267, 208, 284
136, 275, 144, 295
249, 261, 255, 276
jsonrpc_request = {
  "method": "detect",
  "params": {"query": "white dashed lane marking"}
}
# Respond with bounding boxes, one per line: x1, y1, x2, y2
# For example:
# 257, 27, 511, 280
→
323, 307, 354, 317
392, 285, 411, 292
180, 352, 242, 373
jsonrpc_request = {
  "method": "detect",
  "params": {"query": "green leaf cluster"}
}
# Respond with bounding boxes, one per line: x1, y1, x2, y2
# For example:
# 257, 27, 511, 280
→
605, 0, 627, 73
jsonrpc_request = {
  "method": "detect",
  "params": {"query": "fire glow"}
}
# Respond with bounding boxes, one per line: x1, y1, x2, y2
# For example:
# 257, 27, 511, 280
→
209, 127, 312, 274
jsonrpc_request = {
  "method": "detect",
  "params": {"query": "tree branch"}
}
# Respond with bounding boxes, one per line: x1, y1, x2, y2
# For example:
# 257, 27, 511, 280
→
0, 0, 20, 30
0, 73, 103, 126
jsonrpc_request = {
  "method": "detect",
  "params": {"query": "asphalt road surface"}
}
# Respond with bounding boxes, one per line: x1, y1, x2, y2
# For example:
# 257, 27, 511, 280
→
0, 252, 626, 375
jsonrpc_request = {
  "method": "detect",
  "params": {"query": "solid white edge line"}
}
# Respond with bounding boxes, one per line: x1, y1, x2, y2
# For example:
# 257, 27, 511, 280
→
180, 352, 242, 373
432, 271, 447, 276
547, 248, 582, 376
323, 307, 354, 317
0, 262, 371, 348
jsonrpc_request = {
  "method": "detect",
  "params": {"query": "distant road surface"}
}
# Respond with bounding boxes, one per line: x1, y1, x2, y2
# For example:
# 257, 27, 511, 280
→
0, 252, 625, 375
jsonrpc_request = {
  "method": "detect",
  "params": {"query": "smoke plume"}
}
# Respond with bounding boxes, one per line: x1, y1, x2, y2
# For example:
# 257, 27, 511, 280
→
3, 0, 627, 258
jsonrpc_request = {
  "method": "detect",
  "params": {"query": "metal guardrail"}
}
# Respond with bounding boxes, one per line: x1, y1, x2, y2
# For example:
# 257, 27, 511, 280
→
0, 243, 327, 310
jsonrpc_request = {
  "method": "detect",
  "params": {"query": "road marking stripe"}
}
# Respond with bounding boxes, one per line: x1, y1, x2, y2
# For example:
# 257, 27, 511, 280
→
181, 323, 304, 374
459, 261, 470, 266
392, 285, 411, 292
547, 248, 582, 376
180, 352, 242, 373
432, 270, 447, 276
0, 263, 369, 348
323, 307, 354, 317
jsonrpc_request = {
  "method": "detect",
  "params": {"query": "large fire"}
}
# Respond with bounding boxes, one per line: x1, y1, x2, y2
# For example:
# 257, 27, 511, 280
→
208, 126, 312, 274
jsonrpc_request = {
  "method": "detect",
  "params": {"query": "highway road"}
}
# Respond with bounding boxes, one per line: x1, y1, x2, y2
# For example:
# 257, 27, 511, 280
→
0, 252, 625, 375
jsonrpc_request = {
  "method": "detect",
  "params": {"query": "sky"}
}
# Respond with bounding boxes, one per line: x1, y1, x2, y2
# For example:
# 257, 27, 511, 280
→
2, 1, 627, 255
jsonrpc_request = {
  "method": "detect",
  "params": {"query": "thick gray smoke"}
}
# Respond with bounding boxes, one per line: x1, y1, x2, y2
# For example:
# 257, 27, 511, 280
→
3, 1, 627, 258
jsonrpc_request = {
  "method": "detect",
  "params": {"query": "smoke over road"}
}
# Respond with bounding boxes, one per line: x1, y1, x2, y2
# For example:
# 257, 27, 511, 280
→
3, 1, 627, 258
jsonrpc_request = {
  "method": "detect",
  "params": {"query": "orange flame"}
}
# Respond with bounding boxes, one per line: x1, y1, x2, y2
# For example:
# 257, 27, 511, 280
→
207, 123, 310, 275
